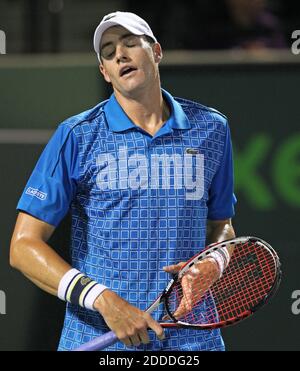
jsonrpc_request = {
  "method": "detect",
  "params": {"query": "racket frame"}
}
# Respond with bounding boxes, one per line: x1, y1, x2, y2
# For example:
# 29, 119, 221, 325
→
161, 236, 281, 329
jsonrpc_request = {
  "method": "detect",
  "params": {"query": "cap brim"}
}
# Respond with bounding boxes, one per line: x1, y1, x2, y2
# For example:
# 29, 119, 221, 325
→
93, 20, 145, 53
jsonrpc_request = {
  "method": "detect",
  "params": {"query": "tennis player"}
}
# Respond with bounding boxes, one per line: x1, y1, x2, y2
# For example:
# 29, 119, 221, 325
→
10, 11, 236, 351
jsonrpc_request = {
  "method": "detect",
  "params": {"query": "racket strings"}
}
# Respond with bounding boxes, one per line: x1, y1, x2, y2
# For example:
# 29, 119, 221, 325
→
211, 242, 277, 319
165, 240, 278, 326
215, 242, 277, 315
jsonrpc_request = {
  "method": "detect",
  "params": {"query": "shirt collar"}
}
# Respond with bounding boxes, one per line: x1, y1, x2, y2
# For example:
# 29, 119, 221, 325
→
104, 88, 191, 133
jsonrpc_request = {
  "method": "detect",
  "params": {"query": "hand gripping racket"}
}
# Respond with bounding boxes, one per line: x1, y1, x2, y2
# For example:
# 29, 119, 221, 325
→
73, 236, 281, 351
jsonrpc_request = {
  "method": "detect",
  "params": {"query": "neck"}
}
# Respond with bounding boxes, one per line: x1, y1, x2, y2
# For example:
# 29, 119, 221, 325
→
114, 84, 170, 136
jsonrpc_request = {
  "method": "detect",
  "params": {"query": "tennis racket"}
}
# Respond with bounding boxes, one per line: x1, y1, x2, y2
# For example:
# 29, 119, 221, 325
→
73, 236, 281, 351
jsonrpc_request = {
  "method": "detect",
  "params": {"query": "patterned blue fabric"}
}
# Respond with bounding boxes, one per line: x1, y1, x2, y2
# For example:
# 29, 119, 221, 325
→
17, 89, 236, 351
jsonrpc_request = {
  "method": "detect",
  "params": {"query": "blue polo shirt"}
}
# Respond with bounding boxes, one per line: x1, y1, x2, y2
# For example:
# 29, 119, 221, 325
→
17, 89, 236, 351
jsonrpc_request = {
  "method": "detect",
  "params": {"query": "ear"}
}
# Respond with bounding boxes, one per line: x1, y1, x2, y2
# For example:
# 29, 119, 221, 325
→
99, 63, 111, 83
153, 42, 163, 64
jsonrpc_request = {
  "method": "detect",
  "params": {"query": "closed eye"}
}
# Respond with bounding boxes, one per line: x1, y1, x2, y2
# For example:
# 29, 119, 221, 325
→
123, 35, 140, 47
101, 46, 115, 60
124, 40, 137, 47
100, 35, 141, 59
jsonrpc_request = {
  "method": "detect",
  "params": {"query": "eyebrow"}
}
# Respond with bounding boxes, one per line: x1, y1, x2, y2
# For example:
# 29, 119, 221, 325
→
100, 33, 137, 53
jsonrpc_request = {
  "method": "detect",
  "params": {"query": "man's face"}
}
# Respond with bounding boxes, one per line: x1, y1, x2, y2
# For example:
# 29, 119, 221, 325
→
99, 26, 162, 98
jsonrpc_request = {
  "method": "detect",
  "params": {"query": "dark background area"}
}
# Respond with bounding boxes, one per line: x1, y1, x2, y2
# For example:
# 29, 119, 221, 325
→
1, 0, 300, 53
0, 0, 300, 351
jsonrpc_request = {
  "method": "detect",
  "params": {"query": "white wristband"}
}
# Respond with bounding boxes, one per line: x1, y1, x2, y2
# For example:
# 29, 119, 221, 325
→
58, 268, 107, 311
217, 246, 231, 267
209, 251, 225, 278
83, 283, 108, 311
58, 268, 80, 301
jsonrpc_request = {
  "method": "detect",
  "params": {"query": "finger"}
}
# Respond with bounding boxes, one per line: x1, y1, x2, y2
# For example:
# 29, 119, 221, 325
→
163, 262, 185, 273
173, 296, 194, 319
172, 278, 193, 319
120, 335, 133, 348
146, 316, 165, 340
173, 294, 190, 319
181, 275, 193, 299
138, 330, 150, 345
129, 334, 142, 347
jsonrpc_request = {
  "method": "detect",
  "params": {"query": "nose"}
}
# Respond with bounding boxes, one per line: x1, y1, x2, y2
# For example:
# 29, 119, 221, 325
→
115, 43, 129, 63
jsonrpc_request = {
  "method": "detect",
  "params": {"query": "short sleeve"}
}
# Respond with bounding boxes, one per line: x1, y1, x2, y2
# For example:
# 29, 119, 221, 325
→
17, 124, 79, 227
207, 121, 237, 220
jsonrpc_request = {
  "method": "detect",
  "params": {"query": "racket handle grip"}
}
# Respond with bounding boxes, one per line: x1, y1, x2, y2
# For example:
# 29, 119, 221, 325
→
72, 331, 118, 351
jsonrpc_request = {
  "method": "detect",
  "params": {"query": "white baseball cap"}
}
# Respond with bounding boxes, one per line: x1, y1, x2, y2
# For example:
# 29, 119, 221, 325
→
93, 11, 157, 56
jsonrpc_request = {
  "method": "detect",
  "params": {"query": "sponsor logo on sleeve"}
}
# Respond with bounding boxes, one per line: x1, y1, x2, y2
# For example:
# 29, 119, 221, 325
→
25, 187, 47, 200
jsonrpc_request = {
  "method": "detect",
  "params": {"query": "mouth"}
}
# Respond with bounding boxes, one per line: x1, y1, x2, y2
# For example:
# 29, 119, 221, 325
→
119, 66, 138, 77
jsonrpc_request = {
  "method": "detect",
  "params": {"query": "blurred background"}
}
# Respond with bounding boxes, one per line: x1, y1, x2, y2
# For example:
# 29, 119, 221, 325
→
1, 0, 299, 53
0, 0, 300, 351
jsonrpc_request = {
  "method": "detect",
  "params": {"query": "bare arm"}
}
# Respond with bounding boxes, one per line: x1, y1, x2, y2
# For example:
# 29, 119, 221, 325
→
10, 211, 164, 347
10, 212, 72, 296
206, 218, 236, 257
164, 218, 236, 274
